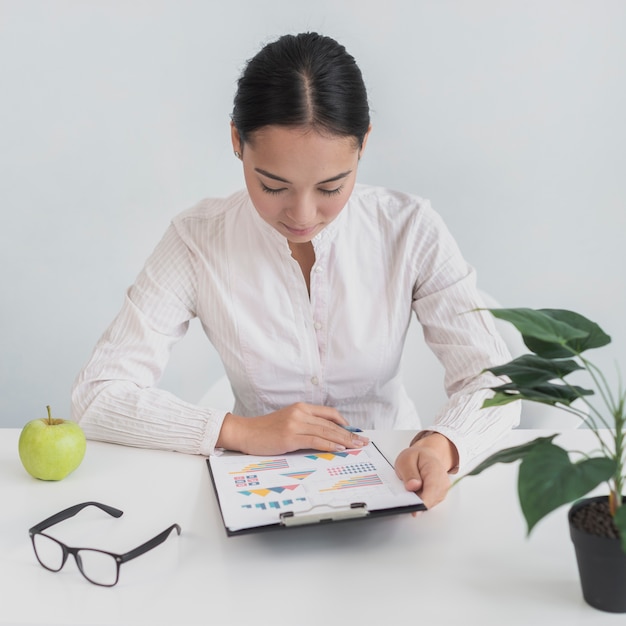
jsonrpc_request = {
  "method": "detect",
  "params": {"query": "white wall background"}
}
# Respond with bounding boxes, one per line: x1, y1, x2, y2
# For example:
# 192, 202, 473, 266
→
1, 0, 625, 428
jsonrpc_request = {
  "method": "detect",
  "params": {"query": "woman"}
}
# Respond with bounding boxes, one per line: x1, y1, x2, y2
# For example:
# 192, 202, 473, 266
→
72, 32, 519, 508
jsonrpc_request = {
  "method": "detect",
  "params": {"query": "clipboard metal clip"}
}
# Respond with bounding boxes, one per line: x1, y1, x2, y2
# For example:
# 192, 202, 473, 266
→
279, 502, 369, 527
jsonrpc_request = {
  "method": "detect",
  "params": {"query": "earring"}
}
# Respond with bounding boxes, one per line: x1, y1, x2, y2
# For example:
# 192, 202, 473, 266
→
234, 151, 241, 159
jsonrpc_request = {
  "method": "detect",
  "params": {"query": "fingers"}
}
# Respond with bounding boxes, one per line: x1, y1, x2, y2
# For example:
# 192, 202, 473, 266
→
295, 404, 369, 452
395, 445, 450, 510
306, 430, 368, 453
395, 447, 423, 491
417, 463, 450, 509
220, 403, 369, 456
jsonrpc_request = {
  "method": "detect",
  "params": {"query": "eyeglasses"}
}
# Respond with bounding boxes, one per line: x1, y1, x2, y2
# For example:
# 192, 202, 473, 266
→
29, 501, 181, 587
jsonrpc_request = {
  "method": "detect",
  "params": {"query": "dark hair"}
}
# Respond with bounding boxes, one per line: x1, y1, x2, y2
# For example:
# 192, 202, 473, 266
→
232, 32, 370, 148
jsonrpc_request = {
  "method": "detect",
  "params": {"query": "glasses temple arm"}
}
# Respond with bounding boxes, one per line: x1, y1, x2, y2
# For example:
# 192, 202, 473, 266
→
119, 524, 181, 564
29, 502, 123, 534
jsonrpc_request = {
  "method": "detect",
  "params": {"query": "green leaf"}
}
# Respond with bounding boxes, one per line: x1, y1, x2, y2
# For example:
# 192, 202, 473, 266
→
486, 354, 583, 386
483, 382, 594, 408
614, 506, 626, 554
482, 391, 526, 408
463, 435, 559, 477
486, 308, 610, 358
488, 308, 588, 358
518, 442, 616, 534
533, 309, 611, 354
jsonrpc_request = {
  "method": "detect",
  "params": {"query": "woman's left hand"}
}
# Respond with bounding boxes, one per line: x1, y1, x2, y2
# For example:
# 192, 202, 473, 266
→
394, 432, 459, 509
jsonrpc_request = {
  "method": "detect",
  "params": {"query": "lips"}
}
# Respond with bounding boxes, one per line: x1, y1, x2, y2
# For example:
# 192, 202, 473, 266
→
282, 223, 319, 237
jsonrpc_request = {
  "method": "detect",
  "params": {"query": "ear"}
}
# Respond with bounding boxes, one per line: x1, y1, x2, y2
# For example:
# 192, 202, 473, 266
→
358, 124, 373, 159
230, 121, 243, 155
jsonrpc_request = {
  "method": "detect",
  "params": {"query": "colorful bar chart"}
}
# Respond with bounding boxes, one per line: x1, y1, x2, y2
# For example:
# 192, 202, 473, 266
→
319, 474, 383, 492
228, 458, 289, 473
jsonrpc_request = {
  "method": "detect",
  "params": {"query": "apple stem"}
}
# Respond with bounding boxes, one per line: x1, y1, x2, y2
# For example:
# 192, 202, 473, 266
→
46, 405, 52, 425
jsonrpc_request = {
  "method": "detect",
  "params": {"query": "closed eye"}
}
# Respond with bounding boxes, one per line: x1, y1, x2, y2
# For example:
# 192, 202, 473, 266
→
319, 185, 344, 196
260, 182, 287, 195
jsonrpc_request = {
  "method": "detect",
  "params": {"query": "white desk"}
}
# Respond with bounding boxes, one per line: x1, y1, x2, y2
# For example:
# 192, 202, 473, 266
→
0, 428, 621, 625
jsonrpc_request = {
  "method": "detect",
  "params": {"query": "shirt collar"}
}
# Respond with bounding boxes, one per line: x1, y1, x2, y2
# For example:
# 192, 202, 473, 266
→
244, 191, 349, 255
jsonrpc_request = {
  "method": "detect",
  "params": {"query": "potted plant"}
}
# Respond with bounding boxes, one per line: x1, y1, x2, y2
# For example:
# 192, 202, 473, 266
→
460, 307, 626, 613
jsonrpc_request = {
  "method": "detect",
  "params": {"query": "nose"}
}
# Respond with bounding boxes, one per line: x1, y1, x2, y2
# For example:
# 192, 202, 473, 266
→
285, 193, 317, 225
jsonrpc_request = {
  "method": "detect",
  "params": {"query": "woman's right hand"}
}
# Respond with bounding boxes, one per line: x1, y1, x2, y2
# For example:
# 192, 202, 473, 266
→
215, 402, 369, 455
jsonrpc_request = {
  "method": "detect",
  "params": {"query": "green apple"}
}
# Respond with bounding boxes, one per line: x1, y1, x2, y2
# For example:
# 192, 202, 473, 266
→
18, 406, 86, 480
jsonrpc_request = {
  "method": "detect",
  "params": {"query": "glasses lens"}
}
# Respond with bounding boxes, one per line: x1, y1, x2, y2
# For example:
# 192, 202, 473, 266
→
76, 549, 118, 586
33, 533, 65, 571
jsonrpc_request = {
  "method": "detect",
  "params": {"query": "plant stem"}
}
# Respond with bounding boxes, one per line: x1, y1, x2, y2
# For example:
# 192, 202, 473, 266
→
556, 369, 613, 458
560, 357, 613, 431
554, 352, 626, 488
612, 398, 625, 511
581, 356, 626, 512
581, 356, 617, 417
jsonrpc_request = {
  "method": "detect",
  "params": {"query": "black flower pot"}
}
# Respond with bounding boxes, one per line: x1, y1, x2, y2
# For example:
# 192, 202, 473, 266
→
569, 496, 626, 613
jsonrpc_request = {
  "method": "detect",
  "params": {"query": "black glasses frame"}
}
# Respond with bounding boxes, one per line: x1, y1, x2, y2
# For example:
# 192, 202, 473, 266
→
29, 501, 181, 587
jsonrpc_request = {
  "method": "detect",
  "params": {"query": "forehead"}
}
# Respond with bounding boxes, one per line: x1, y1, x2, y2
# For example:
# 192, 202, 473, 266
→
245, 126, 359, 178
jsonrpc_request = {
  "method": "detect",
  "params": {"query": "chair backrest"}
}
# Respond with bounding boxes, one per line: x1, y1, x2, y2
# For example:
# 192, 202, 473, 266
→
198, 373, 235, 410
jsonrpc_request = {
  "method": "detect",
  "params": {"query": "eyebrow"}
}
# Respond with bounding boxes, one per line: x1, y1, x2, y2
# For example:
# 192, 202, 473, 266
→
254, 168, 353, 185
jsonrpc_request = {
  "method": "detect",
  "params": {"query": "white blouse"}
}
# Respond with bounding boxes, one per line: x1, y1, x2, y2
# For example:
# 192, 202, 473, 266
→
71, 184, 519, 469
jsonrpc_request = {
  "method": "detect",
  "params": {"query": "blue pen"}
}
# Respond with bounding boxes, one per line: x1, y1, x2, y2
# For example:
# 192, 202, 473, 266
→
342, 425, 363, 433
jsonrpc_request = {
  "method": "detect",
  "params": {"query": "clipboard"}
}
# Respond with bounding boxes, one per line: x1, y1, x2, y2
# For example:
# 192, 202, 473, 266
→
207, 442, 426, 536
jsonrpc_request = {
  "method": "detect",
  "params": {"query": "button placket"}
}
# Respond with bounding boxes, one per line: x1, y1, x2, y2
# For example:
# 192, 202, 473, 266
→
308, 252, 329, 402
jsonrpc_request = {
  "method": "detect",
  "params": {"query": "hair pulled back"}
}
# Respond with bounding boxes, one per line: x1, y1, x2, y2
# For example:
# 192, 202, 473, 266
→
232, 32, 370, 147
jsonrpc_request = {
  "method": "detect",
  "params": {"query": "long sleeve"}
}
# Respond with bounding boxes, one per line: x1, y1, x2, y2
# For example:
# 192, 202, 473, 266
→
407, 202, 520, 469
71, 224, 227, 455
414, 286, 521, 470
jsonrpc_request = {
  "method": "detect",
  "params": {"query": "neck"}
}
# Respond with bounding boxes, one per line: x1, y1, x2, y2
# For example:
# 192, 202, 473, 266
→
288, 241, 315, 295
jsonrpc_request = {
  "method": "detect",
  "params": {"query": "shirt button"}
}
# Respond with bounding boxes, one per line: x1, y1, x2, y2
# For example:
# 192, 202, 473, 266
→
314, 266, 323, 273
314, 321, 322, 330
311, 376, 319, 385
